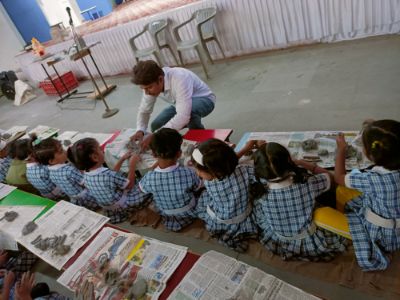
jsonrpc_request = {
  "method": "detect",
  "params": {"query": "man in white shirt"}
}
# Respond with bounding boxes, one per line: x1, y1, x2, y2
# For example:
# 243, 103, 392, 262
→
130, 60, 216, 147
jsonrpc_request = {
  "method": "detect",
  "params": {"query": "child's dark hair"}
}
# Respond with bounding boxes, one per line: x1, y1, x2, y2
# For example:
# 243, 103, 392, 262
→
191, 139, 238, 179
30, 282, 50, 298
68, 138, 98, 171
8, 138, 34, 160
253, 142, 309, 184
32, 138, 61, 165
150, 128, 182, 159
362, 119, 400, 170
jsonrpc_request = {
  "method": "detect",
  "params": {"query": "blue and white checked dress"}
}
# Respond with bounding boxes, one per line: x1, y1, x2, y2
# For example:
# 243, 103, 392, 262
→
139, 164, 201, 231
84, 167, 151, 224
254, 173, 347, 261
26, 163, 64, 200
344, 167, 400, 271
197, 165, 258, 251
48, 163, 98, 209
0, 157, 11, 183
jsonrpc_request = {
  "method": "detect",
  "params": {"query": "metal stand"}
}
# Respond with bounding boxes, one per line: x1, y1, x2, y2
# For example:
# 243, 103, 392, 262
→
71, 47, 118, 118
39, 56, 92, 105
67, 8, 118, 118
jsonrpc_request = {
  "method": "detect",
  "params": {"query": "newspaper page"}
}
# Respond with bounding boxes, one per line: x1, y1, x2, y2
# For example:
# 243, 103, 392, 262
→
248, 131, 371, 169
56, 131, 79, 149
17, 201, 109, 270
0, 205, 45, 250
58, 227, 188, 300
71, 132, 113, 147
0, 183, 17, 199
21, 125, 59, 140
104, 128, 197, 172
168, 251, 319, 300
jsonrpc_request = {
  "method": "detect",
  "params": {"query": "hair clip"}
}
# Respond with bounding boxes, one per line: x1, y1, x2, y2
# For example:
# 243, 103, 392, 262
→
192, 148, 204, 166
371, 140, 383, 149
32, 138, 42, 146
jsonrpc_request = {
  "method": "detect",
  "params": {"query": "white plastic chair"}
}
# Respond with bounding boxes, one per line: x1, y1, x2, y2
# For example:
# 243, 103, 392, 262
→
129, 19, 179, 66
173, 7, 225, 78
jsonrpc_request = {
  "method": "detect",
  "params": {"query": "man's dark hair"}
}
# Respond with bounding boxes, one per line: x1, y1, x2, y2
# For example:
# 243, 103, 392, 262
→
131, 60, 164, 85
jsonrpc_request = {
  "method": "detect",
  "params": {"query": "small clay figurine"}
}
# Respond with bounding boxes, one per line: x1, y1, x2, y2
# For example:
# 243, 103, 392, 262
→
301, 139, 318, 151
0, 211, 19, 222
22, 221, 38, 235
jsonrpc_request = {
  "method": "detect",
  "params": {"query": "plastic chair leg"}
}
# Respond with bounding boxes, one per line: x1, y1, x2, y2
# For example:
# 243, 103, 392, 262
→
177, 51, 185, 67
195, 45, 209, 79
201, 40, 214, 64
165, 46, 180, 66
214, 37, 226, 60
153, 51, 164, 66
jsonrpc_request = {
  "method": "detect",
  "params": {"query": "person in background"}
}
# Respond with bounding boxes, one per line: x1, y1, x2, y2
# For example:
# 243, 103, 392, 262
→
139, 128, 202, 231
130, 60, 216, 150
0, 140, 12, 183
5, 138, 37, 194
252, 141, 347, 261
334, 119, 400, 271
191, 139, 262, 252
26, 138, 65, 200
69, 138, 152, 224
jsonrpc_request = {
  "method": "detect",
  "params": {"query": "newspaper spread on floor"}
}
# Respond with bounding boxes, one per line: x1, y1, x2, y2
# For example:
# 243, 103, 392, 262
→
248, 131, 371, 169
21, 125, 60, 140
105, 128, 197, 172
168, 250, 319, 300
0, 183, 17, 199
0, 205, 45, 250
17, 200, 109, 270
58, 226, 188, 299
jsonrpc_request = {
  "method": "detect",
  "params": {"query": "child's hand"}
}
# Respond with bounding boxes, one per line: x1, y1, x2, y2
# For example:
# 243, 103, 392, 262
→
129, 154, 141, 166
336, 133, 347, 152
4, 271, 16, 290
0, 250, 8, 267
121, 151, 132, 161
244, 140, 258, 150
15, 272, 35, 300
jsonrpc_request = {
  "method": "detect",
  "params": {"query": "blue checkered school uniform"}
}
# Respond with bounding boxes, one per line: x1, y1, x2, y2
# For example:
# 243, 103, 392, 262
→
344, 167, 400, 271
0, 157, 11, 183
26, 163, 64, 200
48, 163, 98, 210
254, 173, 347, 261
139, 164, 201, 231
84, 167, 151, 224
197, 165, 258, 251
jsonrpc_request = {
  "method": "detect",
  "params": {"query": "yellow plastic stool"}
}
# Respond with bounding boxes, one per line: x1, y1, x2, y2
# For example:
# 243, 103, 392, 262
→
314, 207, 352, 240
336, 186, 362, 213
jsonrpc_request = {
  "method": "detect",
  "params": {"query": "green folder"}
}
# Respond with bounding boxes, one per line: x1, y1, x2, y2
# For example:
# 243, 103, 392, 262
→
0, 189, 56, 220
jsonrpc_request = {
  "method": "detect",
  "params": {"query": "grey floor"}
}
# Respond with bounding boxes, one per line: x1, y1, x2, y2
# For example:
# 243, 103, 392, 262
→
2, 34, 400, 299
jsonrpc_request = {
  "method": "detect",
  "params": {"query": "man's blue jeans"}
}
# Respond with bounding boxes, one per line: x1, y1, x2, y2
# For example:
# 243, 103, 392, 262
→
151, 97, 215, 132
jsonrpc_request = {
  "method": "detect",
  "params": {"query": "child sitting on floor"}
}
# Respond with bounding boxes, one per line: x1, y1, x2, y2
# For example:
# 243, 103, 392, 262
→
34, 138, 98, 209
335, 119, 400, 271
0, 140, 11, 183
139, 128, 202, 231
0, 250, 37, 300
5, 138, 37, 193
252, 141, 347, 261
69, 138, 152, 224
191, 139, 262, 252
26, 138, 65, 200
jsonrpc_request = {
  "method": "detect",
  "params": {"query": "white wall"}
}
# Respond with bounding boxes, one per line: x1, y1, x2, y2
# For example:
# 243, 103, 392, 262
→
0, 3, 25, 71
36, 0, 83, 27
